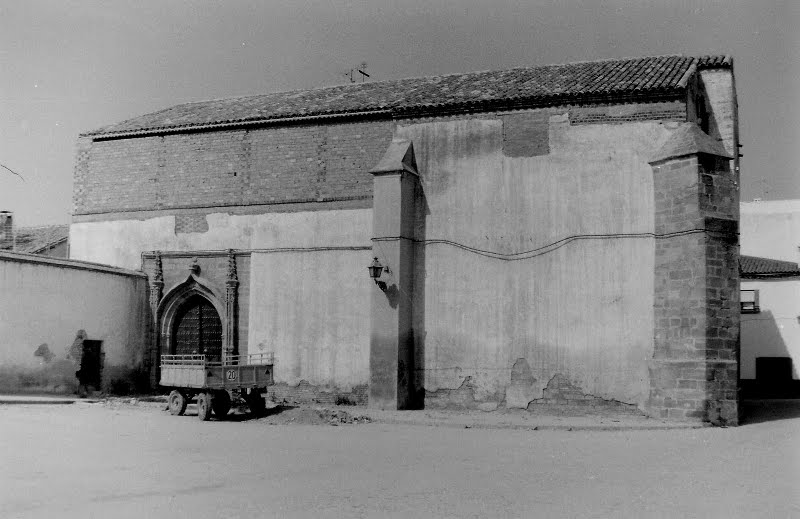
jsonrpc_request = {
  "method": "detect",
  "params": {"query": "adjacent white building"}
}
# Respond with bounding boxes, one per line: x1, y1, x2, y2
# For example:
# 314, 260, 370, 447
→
740, 200, 800, 396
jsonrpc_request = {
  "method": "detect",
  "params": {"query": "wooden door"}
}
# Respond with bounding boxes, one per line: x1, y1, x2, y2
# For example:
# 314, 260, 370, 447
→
173, 295, 222, 361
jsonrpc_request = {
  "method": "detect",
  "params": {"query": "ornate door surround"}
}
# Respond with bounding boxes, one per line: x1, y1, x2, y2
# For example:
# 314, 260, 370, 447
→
148, 252, 239, 383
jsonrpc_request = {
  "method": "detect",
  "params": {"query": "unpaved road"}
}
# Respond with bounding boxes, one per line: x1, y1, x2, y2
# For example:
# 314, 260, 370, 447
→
1, 401, 798, 518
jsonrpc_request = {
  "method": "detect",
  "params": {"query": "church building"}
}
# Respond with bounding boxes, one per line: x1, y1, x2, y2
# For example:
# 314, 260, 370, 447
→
70, 55, 741, 423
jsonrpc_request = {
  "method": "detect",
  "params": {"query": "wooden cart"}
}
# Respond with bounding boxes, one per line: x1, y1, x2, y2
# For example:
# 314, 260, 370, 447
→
160, 353, 274, 420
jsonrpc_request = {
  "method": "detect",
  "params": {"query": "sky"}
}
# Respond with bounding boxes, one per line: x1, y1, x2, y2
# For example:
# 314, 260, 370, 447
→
1, 0, 798, 226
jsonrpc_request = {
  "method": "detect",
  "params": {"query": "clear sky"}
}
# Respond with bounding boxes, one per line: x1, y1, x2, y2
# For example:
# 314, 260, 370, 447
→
1, 0, 798, 226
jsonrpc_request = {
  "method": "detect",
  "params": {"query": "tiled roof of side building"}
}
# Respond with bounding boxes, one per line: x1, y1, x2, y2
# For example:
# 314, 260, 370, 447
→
0, 225, 69, 254
85, 54, 731, 138
740, 255, 800, 278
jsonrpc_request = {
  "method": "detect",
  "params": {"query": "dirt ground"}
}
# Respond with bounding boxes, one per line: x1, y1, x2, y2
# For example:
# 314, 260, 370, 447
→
1, 399, 798, 518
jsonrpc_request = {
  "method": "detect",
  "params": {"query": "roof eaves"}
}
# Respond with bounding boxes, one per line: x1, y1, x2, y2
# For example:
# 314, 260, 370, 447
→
28, 235, 68, 255
86, 109, 394, 140
741, 271, 800, 279
696, 55, 733, 69
89, 87, 686, 140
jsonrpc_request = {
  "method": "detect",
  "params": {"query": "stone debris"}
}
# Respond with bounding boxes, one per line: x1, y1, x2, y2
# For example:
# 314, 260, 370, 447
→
253, 405, 372, 426
316, 407, 371, 425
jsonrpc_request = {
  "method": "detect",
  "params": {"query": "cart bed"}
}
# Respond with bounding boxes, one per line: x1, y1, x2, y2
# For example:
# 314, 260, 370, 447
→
160, 353, 274, 390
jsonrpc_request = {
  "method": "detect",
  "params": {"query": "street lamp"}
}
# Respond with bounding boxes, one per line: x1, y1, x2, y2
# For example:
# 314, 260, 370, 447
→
368, 257, 388, 290
368, 257, 383, 281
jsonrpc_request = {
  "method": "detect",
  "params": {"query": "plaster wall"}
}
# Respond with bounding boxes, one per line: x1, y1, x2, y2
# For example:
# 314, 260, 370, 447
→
741, 278, 800, 380
398, 116, 676, 407
70, 208, 372, 269
740, 200, 800, 263
247, 249, 372, 391
0, 253, 149, 391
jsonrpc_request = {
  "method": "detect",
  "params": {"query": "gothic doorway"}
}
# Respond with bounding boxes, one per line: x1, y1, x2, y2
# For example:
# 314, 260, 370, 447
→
171, 295, 223, 361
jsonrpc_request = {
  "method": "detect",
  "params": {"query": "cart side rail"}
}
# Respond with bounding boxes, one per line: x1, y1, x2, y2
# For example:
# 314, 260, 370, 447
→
217, 352, 275, 366
161, 354, 206, 366
160, 352, 274, 367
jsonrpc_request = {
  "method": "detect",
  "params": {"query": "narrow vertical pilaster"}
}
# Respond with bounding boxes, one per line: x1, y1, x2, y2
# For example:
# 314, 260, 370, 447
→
225, 249, 239, 361
368, 139, 419, 410
148, 251, 164, 387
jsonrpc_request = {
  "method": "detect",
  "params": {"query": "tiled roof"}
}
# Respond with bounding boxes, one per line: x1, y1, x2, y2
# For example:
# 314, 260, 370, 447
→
85, 54, 731, 138
740, 255, 800, 278
0, 225, 69, 254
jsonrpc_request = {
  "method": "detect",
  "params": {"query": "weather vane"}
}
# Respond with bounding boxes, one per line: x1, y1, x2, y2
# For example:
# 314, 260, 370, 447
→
344, 62, 370, 83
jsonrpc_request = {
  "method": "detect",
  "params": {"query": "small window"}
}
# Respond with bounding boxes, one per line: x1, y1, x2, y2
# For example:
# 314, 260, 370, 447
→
741, 289, 760, 313
696, 96, 710, 134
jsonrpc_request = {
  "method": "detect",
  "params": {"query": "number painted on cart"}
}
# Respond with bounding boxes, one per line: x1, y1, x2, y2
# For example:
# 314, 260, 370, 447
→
226, 370, 237, 381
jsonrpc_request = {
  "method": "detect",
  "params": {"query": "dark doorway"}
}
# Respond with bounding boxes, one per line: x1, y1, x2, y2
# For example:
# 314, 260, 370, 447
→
756, 357, 795, 398
77, 340, 103, 391
172, 295, 222, 361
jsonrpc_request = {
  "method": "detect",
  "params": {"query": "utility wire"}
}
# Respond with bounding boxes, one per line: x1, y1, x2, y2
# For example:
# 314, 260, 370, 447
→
1, 163, 25, 181
372, 228, 726, 262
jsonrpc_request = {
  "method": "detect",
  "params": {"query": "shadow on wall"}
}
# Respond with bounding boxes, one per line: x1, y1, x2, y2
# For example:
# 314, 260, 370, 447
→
740, 399, 800, 425
411, 181, 429, 409
742, 310, 800, 399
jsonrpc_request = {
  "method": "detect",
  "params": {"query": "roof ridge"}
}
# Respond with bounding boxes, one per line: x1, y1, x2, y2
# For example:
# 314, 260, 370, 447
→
136, 54, 697, 109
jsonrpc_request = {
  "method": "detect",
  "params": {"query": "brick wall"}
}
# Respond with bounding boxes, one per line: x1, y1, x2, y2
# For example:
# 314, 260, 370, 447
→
399, 101, 685, 128
75, 101, 685, 218
649, 155, 739, 424
174, 214, 210, 233
0, 212, 12, 249
699, 155, 738, 220
268, 381, 368, 406
74, 120, 395, 216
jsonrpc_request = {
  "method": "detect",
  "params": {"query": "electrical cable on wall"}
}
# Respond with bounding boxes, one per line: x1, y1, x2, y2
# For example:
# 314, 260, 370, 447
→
372, 227, 730, 262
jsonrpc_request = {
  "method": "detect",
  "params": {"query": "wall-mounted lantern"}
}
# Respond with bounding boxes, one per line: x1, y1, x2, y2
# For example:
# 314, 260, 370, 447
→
368, 257, 388, 290
368, 257, 384, 281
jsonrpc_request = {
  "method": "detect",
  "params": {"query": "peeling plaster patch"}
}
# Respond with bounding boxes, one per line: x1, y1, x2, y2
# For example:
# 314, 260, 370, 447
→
425, 376, 479, 409
268, 380, 368, 406
505, 358, 538, 409
527, 373, 642, 415
175, 214, 209, 234
424, 376, 504, 410
547, 112, 571, 149
502, 112, 549, 157
33, 343, 54, 363
66, 330, 88, 363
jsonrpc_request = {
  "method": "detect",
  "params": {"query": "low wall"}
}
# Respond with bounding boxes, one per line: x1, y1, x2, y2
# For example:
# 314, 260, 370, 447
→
0, 252, 150, 394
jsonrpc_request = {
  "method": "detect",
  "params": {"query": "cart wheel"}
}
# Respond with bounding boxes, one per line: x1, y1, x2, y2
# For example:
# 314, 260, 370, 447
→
168, 390, 187, 416
197, 392, 213, 421
246, 390, 266, 416
211, 390, 231, 418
